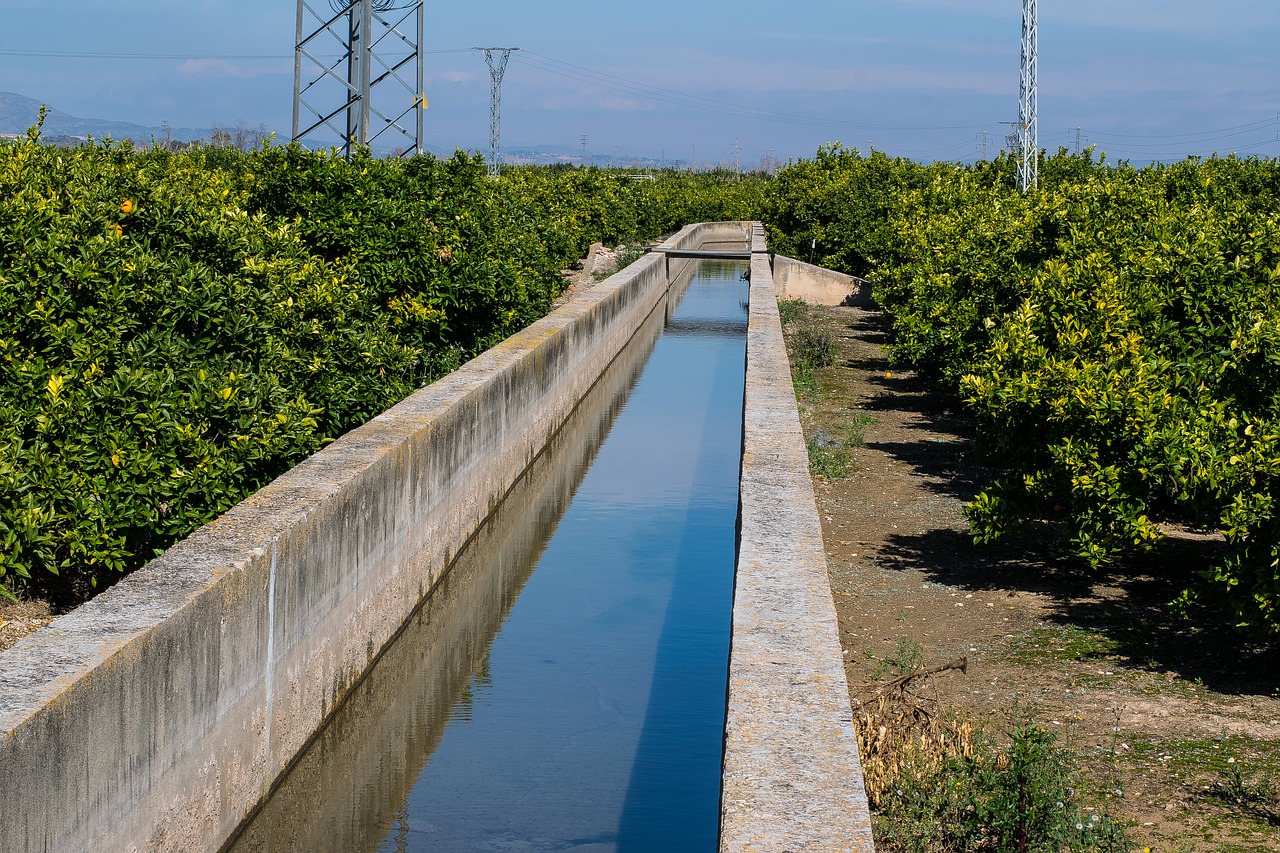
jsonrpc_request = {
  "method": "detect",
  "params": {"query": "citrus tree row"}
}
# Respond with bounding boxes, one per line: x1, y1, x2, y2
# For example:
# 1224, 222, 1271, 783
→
0, 122, 765, 605
764, 145, 1280, 632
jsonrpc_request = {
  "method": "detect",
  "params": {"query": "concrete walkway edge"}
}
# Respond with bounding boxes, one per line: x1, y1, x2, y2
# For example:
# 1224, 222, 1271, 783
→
719, 223, 876, 852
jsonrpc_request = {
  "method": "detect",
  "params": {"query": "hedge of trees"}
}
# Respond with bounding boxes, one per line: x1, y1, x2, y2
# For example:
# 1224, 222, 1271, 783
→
763, 145, 1280, 632
0, 121, 763, 604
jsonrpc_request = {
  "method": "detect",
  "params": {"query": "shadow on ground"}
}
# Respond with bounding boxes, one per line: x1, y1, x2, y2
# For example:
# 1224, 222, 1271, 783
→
838, 312, 1279, 698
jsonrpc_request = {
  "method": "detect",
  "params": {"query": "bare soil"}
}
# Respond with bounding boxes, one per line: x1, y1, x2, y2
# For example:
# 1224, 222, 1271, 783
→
797, 303, 1280, 852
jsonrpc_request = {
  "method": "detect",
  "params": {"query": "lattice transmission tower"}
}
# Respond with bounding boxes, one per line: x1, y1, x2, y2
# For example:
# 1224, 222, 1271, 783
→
1018, 0, 1038, 191
293, 0, 425, 159
475, 48, 517, 176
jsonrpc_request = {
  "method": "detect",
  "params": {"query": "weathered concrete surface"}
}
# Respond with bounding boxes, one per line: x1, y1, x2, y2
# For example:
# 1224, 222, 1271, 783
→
773, 253, 874, 307
0, 221, 750, 853
719, 225, 876, 852
225, 298, 669, 852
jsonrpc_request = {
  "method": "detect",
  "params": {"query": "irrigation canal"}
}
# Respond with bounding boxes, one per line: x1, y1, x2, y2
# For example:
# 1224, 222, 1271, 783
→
227, 260, 749, 852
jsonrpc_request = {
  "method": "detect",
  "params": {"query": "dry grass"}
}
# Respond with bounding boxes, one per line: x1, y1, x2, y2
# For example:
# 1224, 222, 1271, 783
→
855, 657, 976, 807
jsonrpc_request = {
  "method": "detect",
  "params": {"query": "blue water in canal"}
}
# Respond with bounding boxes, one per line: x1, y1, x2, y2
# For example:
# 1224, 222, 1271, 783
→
229, 261, 748, 853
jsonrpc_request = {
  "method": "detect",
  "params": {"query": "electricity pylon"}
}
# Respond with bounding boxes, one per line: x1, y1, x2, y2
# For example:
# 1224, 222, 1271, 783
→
1018, 0, 1038, 191
293, 0, 425, 159
475, 48, 518, 176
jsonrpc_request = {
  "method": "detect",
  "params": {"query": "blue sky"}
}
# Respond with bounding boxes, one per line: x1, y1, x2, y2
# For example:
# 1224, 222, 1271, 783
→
2, 0, 1278, 165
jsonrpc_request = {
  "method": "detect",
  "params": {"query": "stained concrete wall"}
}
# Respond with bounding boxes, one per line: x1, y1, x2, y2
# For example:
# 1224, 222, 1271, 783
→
719, 225, 876, 852
773, 253, 874, 307
226, 297, 671, 852
0, 221, 749, 853
1, 221, 877, 853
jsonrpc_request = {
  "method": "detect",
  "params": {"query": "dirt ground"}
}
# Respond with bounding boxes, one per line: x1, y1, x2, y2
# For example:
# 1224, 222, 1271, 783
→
0, 597, 53, 654
796, 302, 1280, 851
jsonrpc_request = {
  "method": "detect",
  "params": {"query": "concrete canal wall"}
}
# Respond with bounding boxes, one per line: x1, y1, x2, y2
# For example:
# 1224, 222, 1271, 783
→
773, 253, 873, 307
0, 221, 744, 853
0, 221, 875, 853
719, 225, 875, 852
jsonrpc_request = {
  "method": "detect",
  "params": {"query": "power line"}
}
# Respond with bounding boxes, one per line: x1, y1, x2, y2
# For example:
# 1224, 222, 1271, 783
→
0, 47, 471, 60
1077, 124, 1280, 155
2, 42, 988, 132
1083, 117, 1277, 141
7, 42, 1275, 160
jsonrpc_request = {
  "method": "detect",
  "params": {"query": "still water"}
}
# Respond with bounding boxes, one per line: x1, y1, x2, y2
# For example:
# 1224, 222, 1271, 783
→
228, 261, 748, 853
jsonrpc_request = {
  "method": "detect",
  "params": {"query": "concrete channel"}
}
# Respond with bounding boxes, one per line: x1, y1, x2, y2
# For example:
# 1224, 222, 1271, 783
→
0, 221, 873, 852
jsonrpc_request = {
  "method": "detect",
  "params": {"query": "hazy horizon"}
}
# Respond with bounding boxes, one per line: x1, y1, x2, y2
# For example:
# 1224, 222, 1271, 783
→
1, 1, 1277, 166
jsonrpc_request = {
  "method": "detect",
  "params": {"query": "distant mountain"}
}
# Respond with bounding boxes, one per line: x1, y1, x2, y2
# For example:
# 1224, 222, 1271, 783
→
0, 92, 212, 142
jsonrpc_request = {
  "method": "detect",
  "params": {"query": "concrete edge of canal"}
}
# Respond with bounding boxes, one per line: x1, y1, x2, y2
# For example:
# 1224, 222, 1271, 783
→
0, 221, 876, 853
719, 224, 876, 852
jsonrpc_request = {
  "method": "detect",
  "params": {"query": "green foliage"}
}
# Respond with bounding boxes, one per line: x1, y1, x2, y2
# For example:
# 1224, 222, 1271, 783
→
613, 244, 647, 270
877, 723, 1132, 853
776, 297, 810, 328
806, 417, 874, 481
761, 144, 944, 275
763, 147, 1280, 632
873, 638, 924, 679
0, 127, 766, 605
794, 324, 837, 369
807, 430, 850, 479
782, 298, 837, 394
590, 244, 649, 282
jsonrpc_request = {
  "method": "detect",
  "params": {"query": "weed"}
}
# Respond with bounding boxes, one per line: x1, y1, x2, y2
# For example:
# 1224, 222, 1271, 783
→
1002, 624, 1119, 667
591, 244, 648, 280
807, 429, 850, 479
806, 417, 876, 480
845, 413, 875, 448
875, 723, 1133, 852
794, 324, 837, 368
857, 663, 1133, 852
874, 638, 926, 679
615, 244, 646, 269
791, 359, 818, 401
777, 297, 810, 328
1205, 758, 1280, 827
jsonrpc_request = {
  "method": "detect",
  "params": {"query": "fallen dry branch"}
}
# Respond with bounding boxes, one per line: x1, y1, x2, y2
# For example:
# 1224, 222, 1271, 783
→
854, 656, 974, 807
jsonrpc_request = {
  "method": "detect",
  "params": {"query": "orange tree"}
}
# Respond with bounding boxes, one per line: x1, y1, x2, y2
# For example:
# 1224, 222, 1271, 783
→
0, 122, 764, 605
763, 147, 1280, 632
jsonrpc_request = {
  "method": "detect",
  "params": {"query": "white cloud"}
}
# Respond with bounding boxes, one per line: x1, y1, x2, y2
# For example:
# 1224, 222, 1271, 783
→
598, 98, 657, 112
890, 0, 1279, 35
438, 70, 475, 84
177, 57, 284, 80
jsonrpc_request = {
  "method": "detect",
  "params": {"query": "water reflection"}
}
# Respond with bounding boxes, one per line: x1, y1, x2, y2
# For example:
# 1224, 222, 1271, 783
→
228, 262, 748, 853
